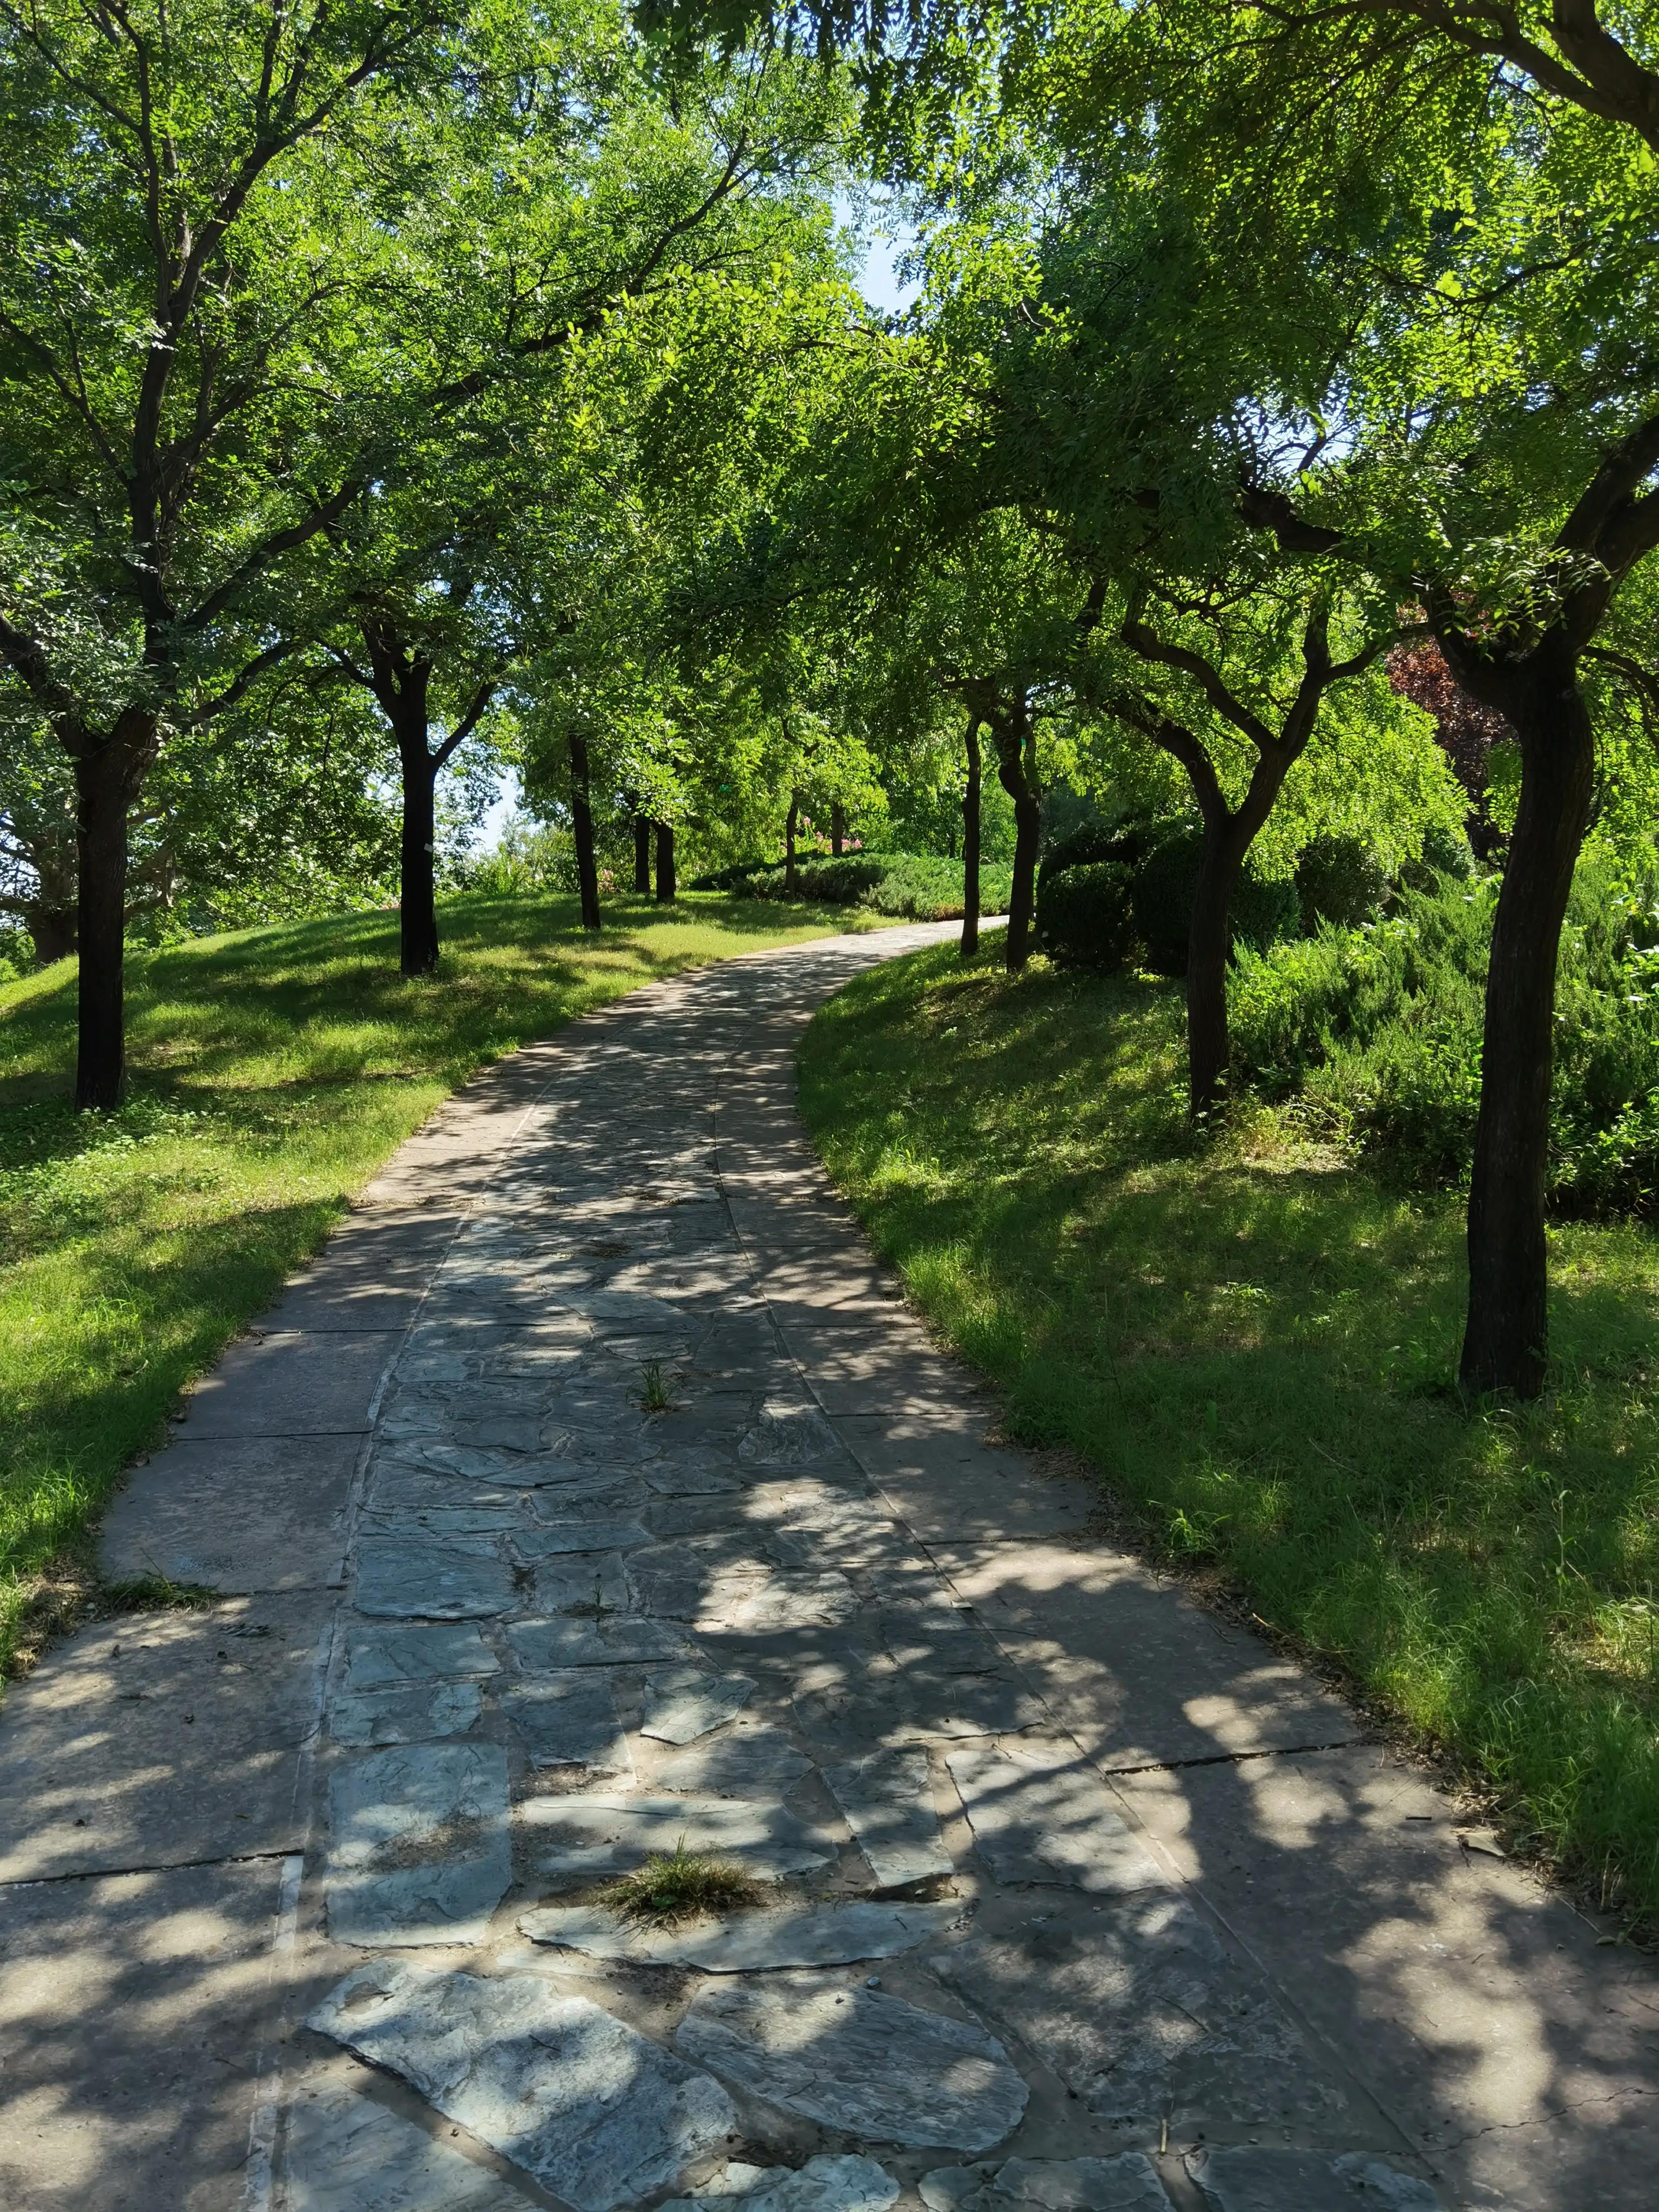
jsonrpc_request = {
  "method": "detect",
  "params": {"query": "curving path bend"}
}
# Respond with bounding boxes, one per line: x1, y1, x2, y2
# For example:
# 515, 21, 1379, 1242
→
0, 924, 1654, 2212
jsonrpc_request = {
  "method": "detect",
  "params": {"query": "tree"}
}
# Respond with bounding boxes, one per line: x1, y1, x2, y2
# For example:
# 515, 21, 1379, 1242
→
0, 0, 479, 1103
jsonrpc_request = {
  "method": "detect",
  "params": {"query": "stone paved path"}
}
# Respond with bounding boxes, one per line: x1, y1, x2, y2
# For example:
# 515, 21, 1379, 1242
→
1, 925, 1655, 2212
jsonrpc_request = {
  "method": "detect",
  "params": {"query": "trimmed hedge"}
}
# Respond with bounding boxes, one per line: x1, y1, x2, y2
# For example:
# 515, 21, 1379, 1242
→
1036, 860, 1137, 970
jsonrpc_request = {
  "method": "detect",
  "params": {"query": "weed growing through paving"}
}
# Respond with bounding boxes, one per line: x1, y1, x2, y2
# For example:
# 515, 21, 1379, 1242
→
799, 940, 1659, 1925
0, 892, 900, 1681
636, 1358, 677, 1414
601, 1840, 763, 1923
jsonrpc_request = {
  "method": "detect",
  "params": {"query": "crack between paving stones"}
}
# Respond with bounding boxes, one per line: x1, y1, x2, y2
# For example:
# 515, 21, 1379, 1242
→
1, 1845, 304, 1889
1095, 1735, 1369, 1776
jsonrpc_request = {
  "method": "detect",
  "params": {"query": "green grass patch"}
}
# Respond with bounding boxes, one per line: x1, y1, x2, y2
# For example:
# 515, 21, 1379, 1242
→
599, 1841, 764, 1923
799, 942, 1659, 1925
0, 891, 895, 1679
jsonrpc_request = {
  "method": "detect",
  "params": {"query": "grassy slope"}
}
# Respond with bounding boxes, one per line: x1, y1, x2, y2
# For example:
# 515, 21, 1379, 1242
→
0, 890, 893, 1675
800, 942, 1659, 1924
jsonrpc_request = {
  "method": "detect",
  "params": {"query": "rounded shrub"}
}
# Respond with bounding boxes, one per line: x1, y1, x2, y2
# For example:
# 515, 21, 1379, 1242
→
1037, 860, 1137, 970
1132, 828, 1301, 974
1295, 835, 1392, 929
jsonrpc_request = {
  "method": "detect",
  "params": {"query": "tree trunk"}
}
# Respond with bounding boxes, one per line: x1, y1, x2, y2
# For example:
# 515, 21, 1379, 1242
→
993, 711, 1040, 971
961, 714, 982, 958
784, 791, 800, 896
831, 802, 846, 857
634, 813, 651, 894
570, 731, 602, 930
655, 821, 676, 903
1185, 821, 1250, 1118
30, 901, 77, 966
1459, 650, 1596, 1399
73, 745, 137, 1110
397, 732, 441, 977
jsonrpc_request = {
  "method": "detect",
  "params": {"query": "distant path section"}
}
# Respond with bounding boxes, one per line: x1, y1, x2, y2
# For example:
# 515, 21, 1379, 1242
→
0, 920, 1652, 2212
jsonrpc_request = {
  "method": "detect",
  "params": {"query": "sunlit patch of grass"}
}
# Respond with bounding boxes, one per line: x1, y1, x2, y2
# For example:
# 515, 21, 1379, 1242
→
599, 1841, 764, 1923
800, 940, 1659, 1925
0, 891, 897, 1682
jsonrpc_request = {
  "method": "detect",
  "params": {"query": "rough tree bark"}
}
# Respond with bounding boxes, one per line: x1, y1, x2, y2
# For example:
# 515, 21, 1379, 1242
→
634, 813, 651, 894
989, 699, 1040, 971
569, 730, 602, 930
960, 713, 982, 959
1453, 636, 1597, 1398
784, 791, 800, 896
831, 802, 846, 857
72, 721, 154, 1109
655, 821, 676, 902
353, 612, 499, 974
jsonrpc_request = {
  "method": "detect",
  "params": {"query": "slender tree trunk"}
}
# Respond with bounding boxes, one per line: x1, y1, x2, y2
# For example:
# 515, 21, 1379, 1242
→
397, 731, 442, 977
784, 791, 800, 896
570, 731, 602, 930
961, 714, 982, 958
73, 742, 140, 1110
634, 813, 651, 894
1460, 650, 1596, 1399
993, 710, 1040, 970
831, 802, 846, 857
1185, 821, 1251, 1117
655, 821, 676, 902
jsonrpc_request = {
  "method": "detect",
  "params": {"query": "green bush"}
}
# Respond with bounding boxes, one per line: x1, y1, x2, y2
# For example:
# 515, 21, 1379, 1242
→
727, 850, 1011, 922
1132, 828, 1301, 975
1036, 860, 1137, 970
1231, 846, 1659, 1213
1295, 834, 1393, 929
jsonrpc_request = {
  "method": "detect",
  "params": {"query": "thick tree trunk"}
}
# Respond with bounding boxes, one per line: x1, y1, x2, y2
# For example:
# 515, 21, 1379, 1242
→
1185, 823, 1250, 1118
30, 902, 77, 966
993, 711, 1040, 971
73, 744, 138, 1110
655, 821, 676, 903
1459, 651, 1596, 1399
961, 714, 982, 959
634, 813, 651, 894
570, 731, 602, 930
784, 792, 800, 896
831, 803, 846, 857
397, 734, 441, 977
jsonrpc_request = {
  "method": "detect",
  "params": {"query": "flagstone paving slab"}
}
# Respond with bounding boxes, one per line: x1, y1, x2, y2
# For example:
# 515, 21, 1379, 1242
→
660, 2156, 899, 2212
330, 1679, 482, 1745
823, 1746, 954, 1888
326, 1741, 511, 1946
653, 1722, 811, 1794
943, 1743, 1168, 1896
640, 1665, 757, 1742
676, 1973, 1029, 2152
0, 1595, 327, 1881
504, 1671, 634, 1774
1184, 2147, 1441, 2211
310, 1961, 737, 2212
519, 1898, 968, 1971
284, 2075, 533, 2211
343, 1622, 500, 1689
520, 1791, 838, 1881
354, 1540, 517, 1621
919, 2159, 1171, 2212
930, 1903, 1358, 2147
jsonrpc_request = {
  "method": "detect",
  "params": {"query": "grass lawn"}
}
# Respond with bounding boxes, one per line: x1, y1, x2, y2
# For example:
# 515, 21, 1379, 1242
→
0, 890, 894, 1679
800, 941, 1659, 1927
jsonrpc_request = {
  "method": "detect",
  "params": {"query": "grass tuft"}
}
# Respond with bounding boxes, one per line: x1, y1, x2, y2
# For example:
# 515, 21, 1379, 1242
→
799, 940, 1659, 1928
599, 1840, 764, 1923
